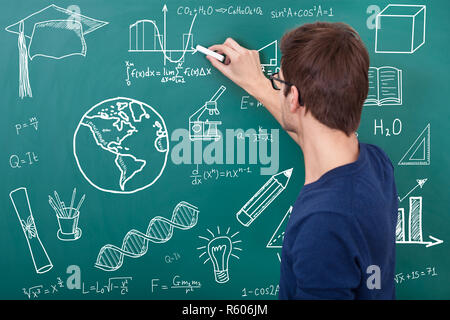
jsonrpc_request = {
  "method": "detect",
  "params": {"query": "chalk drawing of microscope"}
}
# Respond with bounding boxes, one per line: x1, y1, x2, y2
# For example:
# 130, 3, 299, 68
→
189, 85, 226, 141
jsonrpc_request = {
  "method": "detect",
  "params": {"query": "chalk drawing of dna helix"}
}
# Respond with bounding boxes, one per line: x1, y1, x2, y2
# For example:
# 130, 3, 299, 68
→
95, 201, 199, 271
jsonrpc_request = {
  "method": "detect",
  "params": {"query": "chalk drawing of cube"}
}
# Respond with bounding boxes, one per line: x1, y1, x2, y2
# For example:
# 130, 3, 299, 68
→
375, 4, 426, 54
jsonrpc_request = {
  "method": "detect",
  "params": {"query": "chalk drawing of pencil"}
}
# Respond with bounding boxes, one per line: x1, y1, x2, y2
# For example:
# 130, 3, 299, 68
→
236, 168, 293, 227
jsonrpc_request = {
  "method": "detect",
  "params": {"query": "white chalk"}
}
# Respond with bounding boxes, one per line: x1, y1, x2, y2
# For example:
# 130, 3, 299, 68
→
195, 45, 225, 62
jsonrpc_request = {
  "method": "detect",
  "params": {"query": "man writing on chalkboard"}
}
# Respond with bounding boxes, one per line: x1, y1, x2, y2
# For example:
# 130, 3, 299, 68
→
206, 22, 398, 300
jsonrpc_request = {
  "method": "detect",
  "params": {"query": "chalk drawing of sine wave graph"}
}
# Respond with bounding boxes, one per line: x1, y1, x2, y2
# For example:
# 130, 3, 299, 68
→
95, 201, 199, 271
129, 5, 197, 65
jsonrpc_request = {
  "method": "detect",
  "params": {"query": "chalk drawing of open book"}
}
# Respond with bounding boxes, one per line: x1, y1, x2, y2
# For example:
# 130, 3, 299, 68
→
365, 66, 402, 106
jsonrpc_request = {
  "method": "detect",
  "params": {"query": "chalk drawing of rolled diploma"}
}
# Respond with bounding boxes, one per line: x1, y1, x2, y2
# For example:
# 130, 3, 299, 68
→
236, 168, 293, 227
9, 187, 53, 274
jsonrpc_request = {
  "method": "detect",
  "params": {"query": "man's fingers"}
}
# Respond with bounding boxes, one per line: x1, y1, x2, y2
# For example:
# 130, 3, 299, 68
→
224, 37, 246, 53
206, 55, 229, 76
208, 44, 237, 60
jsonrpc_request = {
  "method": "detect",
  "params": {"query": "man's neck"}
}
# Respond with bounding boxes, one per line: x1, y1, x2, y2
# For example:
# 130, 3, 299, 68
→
298, 127, 360, 185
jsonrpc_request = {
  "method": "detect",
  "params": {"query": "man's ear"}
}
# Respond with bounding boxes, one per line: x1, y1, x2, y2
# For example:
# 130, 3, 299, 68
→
289, 85, 302, 113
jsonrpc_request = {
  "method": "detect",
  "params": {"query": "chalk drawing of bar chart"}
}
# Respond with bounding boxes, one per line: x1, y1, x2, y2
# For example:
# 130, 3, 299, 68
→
396, 196, 443, 247
128, 4, 197, 65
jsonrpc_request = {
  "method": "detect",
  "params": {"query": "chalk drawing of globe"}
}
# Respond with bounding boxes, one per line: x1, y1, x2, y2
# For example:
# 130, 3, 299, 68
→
73, 97, 169, 194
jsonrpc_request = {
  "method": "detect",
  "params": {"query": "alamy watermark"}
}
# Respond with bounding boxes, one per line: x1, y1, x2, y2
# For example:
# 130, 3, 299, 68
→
170, 128, 279, 175
366, 265, 381, 290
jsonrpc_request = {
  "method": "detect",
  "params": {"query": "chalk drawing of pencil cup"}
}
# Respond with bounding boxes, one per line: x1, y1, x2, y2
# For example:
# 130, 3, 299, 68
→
56, 207, 82, 241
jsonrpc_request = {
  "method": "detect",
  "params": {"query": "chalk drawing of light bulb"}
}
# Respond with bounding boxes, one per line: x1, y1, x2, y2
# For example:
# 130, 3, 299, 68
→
198, 226, 242, 284
208, 236, 232, 283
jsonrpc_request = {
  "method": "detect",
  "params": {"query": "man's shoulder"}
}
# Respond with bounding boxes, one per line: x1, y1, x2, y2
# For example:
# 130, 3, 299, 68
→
355, 142, 397, 201
293, 175, 356, 218
289, 189, 355, 234
361, 142, 394, 170
291, 142, 396, 222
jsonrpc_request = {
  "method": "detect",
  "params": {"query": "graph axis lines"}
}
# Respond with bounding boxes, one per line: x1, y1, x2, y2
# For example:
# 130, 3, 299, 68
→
396, 192, 443, 248
128, 4, 197, 65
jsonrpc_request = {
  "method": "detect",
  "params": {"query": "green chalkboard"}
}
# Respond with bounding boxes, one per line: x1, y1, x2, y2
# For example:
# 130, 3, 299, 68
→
1, 0, 449, 300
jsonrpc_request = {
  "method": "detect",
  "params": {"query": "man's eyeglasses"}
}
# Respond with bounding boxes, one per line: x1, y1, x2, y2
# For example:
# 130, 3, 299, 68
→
269, 72, 303, 105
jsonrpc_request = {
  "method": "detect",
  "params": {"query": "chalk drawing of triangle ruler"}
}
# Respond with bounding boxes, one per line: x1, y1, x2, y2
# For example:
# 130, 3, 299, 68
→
95, 201, 199, 271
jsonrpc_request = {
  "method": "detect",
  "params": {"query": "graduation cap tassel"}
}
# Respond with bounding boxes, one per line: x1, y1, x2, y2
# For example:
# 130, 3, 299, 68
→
18, 20, 32, 98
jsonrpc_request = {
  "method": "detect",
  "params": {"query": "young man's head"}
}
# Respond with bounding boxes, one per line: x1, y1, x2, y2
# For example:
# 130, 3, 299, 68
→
277, 22, 369, 138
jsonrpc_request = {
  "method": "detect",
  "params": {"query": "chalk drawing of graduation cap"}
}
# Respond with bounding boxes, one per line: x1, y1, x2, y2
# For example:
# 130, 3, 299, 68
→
5, 4, 108, 98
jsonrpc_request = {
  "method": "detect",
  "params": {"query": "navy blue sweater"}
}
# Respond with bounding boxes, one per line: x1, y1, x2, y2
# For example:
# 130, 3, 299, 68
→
279, 142, 398, 299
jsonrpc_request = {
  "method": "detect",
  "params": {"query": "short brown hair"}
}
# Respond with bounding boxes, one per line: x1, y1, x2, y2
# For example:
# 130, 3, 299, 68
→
280, 22, 369, 135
